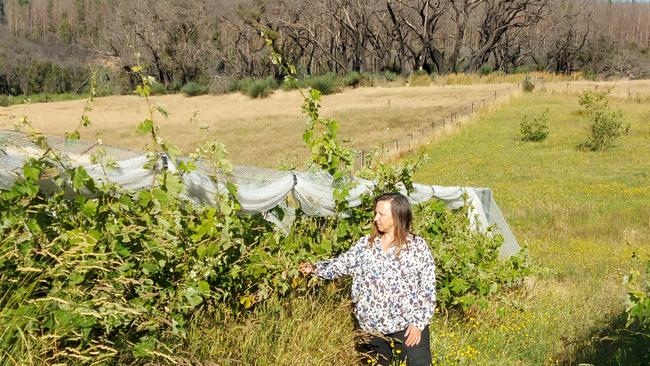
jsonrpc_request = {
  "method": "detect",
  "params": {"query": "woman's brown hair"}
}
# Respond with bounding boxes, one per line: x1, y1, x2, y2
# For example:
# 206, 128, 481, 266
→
369, 192, 413, 256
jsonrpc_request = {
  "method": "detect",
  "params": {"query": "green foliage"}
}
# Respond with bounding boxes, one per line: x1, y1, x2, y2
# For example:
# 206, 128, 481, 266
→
408, 70, 432, 87
512, 66, 532, 74
0, 92, 88, 106
228, 77, 279, 98
305, 73, 338, 95
263, 30, 355, 211
519, 110, 549, 142
0, 59, 89, 96
414, 199, 530, 310
246, 77, 278, 98
360, 71, 401, 87
149, 81, 167, 95
169, 79, 184, 92
578, 89, 630, 151
65, 69, 97, 141
341, 71, 364, 87
625, 255, 650, 330
0, 161, 279, 363
282, 73, 340, 95
521, 75, 535, 93
226, 71, 400, 98
181, 81, 209, 97
479, 64, 493, 76
583, 70, 598, 81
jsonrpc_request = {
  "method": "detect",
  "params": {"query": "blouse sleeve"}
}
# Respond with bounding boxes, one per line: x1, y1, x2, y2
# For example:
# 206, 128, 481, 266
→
408, 237, 437, 330
314, 236, 366, 280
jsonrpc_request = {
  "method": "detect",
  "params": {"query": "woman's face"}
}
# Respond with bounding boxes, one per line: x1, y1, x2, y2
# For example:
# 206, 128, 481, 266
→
374, 200, 395, 234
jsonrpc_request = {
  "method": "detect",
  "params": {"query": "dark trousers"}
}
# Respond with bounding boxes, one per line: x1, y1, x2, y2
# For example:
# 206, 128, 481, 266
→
356, 326, 432, 366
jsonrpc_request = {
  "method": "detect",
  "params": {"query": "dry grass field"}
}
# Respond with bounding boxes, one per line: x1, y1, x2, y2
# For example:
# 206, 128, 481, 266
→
0, 84, 516, 168
544, 79, 650, 101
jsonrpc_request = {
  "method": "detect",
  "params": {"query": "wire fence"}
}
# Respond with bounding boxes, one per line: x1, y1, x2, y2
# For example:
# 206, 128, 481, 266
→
354, 83, 522, 169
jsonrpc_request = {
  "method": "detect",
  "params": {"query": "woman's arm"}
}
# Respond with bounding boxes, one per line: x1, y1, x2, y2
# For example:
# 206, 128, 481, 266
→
408, 237, 437, 330
300, 236, 366, 280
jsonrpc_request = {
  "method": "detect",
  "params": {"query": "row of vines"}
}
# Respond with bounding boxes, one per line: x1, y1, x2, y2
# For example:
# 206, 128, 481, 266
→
0, 35, 532, 364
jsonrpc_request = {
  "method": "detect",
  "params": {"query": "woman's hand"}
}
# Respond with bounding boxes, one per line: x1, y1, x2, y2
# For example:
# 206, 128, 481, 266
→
299, 262, 315, 275
404, 324, 422, 347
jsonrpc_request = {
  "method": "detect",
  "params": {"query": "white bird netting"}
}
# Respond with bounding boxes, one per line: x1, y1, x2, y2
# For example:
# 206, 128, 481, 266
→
0, 129, 520, 257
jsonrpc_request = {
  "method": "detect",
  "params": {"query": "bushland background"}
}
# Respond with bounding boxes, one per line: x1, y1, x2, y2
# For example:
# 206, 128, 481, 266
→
1, 0, 649, 100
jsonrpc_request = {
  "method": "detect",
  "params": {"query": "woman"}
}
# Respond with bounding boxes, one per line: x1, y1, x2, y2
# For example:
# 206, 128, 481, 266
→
299, 192, 436, 366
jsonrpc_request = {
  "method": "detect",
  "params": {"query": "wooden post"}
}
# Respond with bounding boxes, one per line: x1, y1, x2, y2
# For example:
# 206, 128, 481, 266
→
471, 102, 474, 113
394, 139, 399, 152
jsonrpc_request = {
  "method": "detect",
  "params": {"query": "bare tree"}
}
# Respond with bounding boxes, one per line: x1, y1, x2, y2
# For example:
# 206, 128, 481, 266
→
446, 0, 481, 72
465, 0, 547, 71
386, 0, 448, 73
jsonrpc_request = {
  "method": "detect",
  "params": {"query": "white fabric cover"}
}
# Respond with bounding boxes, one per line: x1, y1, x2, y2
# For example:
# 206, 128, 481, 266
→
0, 130, 520, 257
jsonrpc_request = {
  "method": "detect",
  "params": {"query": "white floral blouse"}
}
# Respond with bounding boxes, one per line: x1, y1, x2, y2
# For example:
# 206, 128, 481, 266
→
315, 234, 437, 334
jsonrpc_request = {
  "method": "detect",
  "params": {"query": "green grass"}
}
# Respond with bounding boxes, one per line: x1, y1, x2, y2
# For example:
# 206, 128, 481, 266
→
183, 285, 360, 365
411, 92, 650, 365
179, 92, 649, 365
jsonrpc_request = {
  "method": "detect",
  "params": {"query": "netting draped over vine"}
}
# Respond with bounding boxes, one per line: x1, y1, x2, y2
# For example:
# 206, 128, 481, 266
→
0, 130, 519, 257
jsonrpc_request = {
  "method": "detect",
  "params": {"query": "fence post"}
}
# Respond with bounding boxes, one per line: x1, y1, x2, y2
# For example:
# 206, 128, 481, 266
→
394, 139, 399, 152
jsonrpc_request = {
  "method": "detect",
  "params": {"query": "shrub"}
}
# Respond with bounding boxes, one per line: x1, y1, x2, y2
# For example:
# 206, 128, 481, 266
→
583, 70, 598, 81
408, 70, 432, 87
579, 89, 630, 151
181, 81, 209, 96
519, 110, 549, 142
227, 77, 249, 93
521, 75, 535, 92
512, 66, 532, 74
381, 70, 398, 82
306, 74, 338, 95
479, 64, 493, 76
341, 71, 364, 88
226, 77, 279, 98
414, 199, 530, 310
246, 77, 278, 98
149, 81, 167, 95
0, 94, 8, 107
169, 79, 184, 92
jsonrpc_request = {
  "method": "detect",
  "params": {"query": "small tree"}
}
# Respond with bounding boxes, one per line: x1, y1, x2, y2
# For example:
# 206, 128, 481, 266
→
519, 110, 549, 142
521, 75, 535, 92
579, 89, 630, 151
